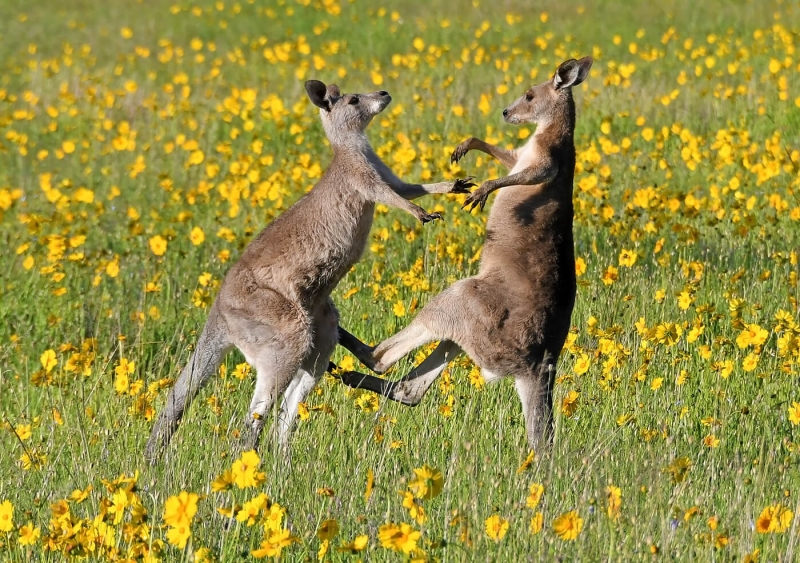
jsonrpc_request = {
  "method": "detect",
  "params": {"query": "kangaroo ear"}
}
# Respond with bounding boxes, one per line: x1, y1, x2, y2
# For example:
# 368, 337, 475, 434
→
326, 84, 340, 98
305, 80, 331, 111
553, 56, 593, 90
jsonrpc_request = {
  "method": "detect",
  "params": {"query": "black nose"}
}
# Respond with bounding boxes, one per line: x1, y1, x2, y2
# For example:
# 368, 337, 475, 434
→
502, 108, 509, 117
378, 91, 389, 96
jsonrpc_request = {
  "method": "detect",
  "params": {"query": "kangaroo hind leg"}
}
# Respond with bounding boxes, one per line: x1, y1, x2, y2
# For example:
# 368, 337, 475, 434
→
370, 278, 480, 373
339, 340, 462, 406
144, 304, 232, 464
337, 326, 376, 371
277, 300, 339, 448
243, 346, 306, 451
514, 360, 557, 451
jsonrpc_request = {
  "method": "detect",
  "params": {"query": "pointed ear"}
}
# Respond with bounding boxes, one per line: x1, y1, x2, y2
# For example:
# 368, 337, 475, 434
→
305, 80, 331, 110
553, 57, 593, 90
326, 84, 340, 98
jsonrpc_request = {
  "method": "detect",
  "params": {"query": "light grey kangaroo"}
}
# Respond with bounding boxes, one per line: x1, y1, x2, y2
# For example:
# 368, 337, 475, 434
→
338, 58, 593, 450
144, 80, 472, 462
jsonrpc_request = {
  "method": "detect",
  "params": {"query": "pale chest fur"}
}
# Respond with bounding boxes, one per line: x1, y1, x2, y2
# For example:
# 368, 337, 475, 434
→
510, 136, 540, 175
488, 136, 543, 220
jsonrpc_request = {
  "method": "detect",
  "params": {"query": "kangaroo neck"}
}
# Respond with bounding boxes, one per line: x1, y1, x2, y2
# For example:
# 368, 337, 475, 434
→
328, 131, 371, 157
533, 118, 573, 149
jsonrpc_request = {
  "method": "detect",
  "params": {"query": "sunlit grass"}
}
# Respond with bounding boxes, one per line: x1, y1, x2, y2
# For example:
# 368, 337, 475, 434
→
1, 0, 799, 560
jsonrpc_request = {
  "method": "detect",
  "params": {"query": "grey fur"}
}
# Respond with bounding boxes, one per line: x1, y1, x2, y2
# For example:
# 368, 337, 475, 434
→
338, 58, 593, 450
144, 80, 470, 463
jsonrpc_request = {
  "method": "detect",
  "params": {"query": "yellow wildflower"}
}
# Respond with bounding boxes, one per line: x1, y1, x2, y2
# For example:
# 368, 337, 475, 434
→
166, 523, 191, 549
189, 226, 205, 245
756, 504, 793, 533
149, 235, 168, 256
526, 484, 544, 509
789, 402, 800, 426
163, 491, 199, 528
252, 529, 299, 558
408, 465, 443, 500
337, 534, 369, 553
552, 510, 583, 540
378, 522, 420, 554
232, 450, 264, 489
561, 391, 579, 417
18, 522, 40, 546
484, 514, 509, 541
606, 486, 622, 520
530, 512, 543, 534
0, 500, 14, 532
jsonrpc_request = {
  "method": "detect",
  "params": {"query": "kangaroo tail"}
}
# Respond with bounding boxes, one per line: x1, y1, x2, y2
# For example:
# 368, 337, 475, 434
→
144, 304, 231, 464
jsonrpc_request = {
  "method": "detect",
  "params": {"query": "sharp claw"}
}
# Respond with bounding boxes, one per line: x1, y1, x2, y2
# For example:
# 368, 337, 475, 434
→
452, 176, 478, 194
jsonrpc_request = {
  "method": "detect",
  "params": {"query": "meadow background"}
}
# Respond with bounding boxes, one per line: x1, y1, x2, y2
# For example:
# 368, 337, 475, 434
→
1, 0, 800, 560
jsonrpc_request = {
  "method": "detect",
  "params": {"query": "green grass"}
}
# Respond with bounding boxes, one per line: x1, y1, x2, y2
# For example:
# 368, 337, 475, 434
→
1, 0, 799, 560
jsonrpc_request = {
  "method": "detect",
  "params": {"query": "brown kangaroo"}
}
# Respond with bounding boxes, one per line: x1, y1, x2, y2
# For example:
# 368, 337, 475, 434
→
338, 57, 593, 450
144, 80, 472, 463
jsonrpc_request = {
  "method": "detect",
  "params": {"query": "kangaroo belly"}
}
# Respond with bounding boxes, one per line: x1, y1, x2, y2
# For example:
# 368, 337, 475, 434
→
295, 205, 374, 303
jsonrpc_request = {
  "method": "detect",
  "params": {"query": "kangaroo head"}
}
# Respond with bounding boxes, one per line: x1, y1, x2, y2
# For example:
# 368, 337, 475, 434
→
305, 80, 391, 146
502, 57, 593, 126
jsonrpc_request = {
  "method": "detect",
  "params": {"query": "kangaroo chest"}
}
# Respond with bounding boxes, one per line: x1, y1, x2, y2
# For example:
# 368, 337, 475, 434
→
303, 199, 374, 300
480, 137, 575, 297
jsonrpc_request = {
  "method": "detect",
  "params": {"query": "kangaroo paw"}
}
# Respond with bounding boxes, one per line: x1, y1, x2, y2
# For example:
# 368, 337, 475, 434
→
450, 176, 477, 194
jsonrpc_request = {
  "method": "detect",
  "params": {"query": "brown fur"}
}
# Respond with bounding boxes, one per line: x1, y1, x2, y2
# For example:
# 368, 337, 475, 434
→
144, 80, 471, 463
338, 57, 593, 449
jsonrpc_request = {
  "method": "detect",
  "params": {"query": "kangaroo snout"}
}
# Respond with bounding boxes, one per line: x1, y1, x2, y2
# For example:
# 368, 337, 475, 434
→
372, 90, 392, 112
502, 108, 509, 117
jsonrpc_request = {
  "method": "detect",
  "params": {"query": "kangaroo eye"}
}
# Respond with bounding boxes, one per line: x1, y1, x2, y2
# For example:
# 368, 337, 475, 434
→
348, 96, 360, 105
525, 93, 534, 102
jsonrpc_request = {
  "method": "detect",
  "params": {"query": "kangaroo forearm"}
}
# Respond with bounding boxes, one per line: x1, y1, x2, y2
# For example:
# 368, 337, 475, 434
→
373, 183, 438, 222
144, 390, 186, 462
393, 181, 453, 201
453, 137, 518, 170
462, 162, 558, 212
339, 371, 397, 396
482, 163, 558, 196
472, 139, 518, 169
498, 163, 557, 188
377, 187, 426, 216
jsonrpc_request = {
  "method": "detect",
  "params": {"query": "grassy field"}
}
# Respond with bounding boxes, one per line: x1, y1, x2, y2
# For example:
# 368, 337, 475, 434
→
1, 0, 800, 560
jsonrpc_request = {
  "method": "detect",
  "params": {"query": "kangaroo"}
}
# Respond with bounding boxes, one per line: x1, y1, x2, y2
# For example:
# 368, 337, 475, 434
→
144, 80, 472, 463
337, 57, 593, 450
